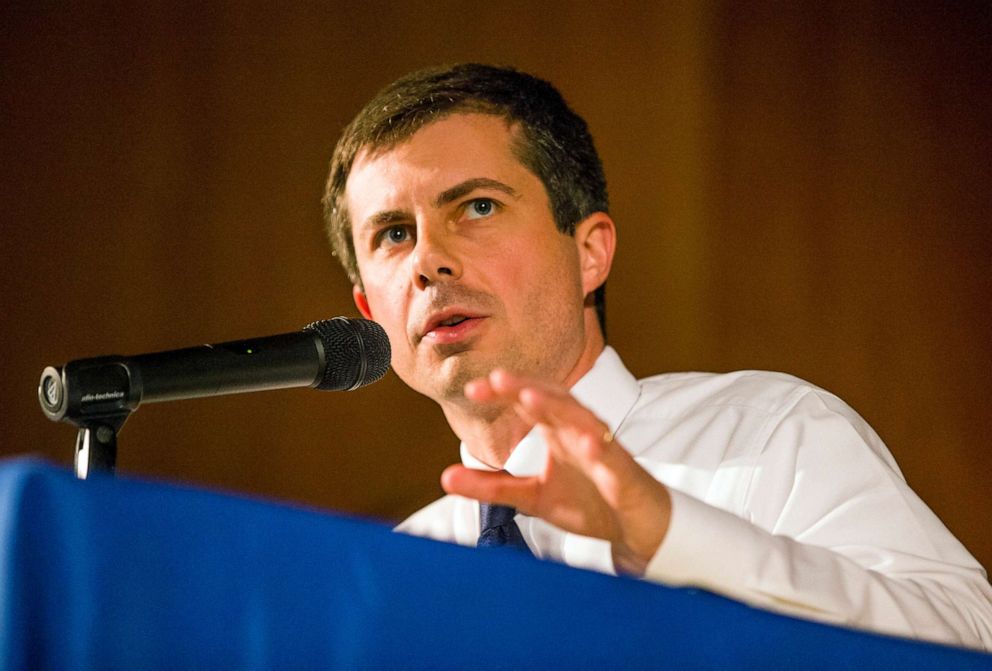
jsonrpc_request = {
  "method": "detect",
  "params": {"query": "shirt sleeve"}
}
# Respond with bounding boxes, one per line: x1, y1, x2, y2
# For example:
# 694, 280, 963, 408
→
642, 388, 992, 650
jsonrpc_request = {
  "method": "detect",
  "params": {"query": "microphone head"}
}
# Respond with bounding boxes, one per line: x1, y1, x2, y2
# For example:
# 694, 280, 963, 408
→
304, 317, 391, 391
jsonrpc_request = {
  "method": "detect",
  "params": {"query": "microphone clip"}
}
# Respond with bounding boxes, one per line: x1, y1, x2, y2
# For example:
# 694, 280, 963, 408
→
39, 362, 136, 479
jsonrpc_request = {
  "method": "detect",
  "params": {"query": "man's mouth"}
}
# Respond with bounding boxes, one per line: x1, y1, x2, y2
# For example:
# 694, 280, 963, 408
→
420, 311, 486, 344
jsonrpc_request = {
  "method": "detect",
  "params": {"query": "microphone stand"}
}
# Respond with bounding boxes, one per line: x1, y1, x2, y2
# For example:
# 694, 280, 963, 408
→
73, 411, 130, 479
38, 364, 133, 479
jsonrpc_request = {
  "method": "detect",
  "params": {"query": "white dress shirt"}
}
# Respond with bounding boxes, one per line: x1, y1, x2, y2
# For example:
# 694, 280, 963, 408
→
397, 347, 992, 650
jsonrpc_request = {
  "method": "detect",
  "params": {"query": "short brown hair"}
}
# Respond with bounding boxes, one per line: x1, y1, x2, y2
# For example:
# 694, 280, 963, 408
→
323, 63, 610, 333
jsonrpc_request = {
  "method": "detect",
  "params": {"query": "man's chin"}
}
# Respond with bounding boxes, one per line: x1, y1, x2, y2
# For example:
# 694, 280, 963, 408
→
426, 351, 493, 402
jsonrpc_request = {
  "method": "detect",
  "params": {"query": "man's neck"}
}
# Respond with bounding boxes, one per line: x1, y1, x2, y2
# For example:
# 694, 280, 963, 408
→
442, 334, 606, 469
445, 405, 531, 469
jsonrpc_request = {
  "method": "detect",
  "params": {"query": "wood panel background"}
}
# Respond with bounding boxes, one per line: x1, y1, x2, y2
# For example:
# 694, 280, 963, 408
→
2, 2, 989, 571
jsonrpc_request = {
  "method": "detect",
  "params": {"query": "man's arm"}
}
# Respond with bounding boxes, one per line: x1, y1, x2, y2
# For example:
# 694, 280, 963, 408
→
441, 369, 992, 650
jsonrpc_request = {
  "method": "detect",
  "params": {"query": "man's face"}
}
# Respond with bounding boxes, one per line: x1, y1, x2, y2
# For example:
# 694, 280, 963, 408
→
345, 113, 591, 405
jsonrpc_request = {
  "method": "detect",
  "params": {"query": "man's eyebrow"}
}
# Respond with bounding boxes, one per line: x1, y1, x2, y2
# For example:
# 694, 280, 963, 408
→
433, 178, 519, 208
361, 209, 409, 233
358, 178, 519, 233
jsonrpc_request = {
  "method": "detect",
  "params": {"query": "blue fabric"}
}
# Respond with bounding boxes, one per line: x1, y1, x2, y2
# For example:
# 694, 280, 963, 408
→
0, 457, 989, 670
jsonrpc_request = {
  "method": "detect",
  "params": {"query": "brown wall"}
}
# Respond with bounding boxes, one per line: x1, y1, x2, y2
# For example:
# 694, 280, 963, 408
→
2, 3, 989, 570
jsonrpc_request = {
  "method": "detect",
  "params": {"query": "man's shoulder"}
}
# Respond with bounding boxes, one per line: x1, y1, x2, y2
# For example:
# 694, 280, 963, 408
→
625, 366, 895, 471
634, 368, 830, 418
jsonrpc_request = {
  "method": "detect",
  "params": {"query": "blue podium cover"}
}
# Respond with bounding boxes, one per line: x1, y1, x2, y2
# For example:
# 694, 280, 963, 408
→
0, 457, 988, 669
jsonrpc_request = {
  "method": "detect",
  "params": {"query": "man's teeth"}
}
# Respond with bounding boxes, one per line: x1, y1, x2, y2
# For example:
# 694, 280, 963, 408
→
440, 316, 467, 327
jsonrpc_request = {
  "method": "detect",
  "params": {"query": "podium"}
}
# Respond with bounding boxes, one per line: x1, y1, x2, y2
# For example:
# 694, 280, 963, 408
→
1, 457, 988, 669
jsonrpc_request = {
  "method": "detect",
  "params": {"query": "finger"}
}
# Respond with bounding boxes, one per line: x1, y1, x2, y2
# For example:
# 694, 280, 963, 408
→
463, 371, 556, 430
536, 425, 615, 488
463, 377, 497, 402
489, 368, 573, 400
440, 464, 538, 513
518, 386, 612, 460
488, 368, 527, 395
463, 369, 535, 404
488, 370, 590, 430
465, 369, 562, 403
462, 369, 526, 405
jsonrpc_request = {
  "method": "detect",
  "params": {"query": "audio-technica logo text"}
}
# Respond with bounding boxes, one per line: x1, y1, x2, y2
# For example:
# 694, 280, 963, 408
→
81, 391, 125, 402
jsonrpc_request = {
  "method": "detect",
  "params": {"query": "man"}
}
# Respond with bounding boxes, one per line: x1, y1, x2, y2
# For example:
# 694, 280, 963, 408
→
322, 63, 992, 649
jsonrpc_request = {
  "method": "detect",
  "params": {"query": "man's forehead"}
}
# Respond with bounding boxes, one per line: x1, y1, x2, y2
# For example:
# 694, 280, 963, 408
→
345, 114, 530, 210
352, 113, 525, 175
358, 111, 520, 158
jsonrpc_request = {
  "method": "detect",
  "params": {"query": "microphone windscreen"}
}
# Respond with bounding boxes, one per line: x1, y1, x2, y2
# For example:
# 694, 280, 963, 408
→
305, 317, 391, 391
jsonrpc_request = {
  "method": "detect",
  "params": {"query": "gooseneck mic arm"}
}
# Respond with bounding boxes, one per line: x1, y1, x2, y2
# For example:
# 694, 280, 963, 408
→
38, 317, 390, 479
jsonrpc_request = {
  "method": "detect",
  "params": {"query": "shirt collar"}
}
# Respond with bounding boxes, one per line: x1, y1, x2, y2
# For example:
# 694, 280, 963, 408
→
459, 346, 640, 477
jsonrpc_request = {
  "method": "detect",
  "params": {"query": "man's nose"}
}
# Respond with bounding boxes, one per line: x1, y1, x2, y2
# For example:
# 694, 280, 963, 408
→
411, 223, 462, 289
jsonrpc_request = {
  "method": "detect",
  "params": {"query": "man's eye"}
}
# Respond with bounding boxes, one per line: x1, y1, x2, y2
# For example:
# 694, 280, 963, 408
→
465, 198, 497, 220
376, 226, 411, 248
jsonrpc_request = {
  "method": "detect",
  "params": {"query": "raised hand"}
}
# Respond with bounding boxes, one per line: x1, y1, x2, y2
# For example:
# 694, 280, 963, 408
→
440, 369, 672, 575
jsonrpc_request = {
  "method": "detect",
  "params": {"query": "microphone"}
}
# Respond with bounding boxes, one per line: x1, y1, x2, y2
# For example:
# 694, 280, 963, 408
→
39, 317, 391, 426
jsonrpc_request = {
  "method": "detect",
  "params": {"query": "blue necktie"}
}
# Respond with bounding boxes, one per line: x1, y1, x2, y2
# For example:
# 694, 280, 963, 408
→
477, 503, 532, 555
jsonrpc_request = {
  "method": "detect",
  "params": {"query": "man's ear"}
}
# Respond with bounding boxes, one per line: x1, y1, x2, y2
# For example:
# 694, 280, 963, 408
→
352, 285, 373, 319
574, 212, 616, 295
